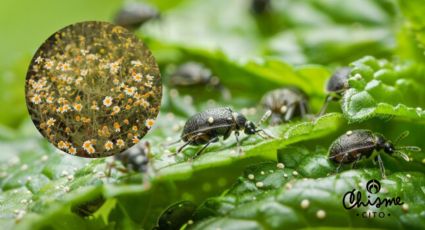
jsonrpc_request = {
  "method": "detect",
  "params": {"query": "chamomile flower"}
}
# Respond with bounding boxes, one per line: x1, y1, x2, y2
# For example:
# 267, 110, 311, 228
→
116, 139, 125, 148
112, 106, 120, 114
58, 97, 66, 104
62, 104, 70, 112
31, 95, 42, 104
144, 81, 153, 88
98, 126, 111, 137
46, 118, 56, 127
35, 56, 43, 64
73, 103, 83, 112
90, 103, 99, 110
124, 86, 137, 96
86, 146, 95, 154
132, 73, 143, 82
86, 53, 99, 61
82, 140, 93, 151
109, 61, 120, 74
44, 59, 54, 69
145, 119, 155, 129
81, 117, 91, 123
131, 60, 142, 66
80, 69, 88, 76
61, 62, 71, 71
113, 122, 121, 132
69, 147, 77, 155
140, 99, 150, 108
46, 96, 54, 104
132, 136, 139, 144
103, 96, 113, 107
146, 74, 154, 81
80, 49, 89, 56
75, 77, 83, 85
58, 141, 68, 149
104, 141, 114, 151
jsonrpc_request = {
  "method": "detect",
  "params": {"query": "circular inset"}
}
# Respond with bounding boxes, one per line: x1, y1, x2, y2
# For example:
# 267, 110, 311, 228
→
25, 21, 162, 158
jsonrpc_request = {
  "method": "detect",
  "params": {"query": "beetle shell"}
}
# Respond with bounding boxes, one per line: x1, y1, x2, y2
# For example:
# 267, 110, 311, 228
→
114, 3, 159, 30
326, 67, 351, 93
155, 201, 197, 230
114, 142, 149, 172
71, 196, 105, 217
329, 130, 377, 164
170, 62, 213, 86
251, 0, 271, 14
182, 107, 240, 144
261, 87, 308, 124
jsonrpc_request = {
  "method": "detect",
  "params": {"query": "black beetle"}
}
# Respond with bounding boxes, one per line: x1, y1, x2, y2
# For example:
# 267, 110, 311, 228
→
71, 196, 105, 217
170, 62, 231, 99
173, 107, 273, 158
261, 87, 310, 125
328, 129, 421, 178
113, 3, 160, 30
153, 201, 197, 230
318, 67, 351, 116
251, 0, 271, 14
105, 142, 152, 184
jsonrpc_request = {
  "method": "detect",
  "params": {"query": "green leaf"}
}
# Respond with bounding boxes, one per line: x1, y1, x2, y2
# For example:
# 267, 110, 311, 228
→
341, 56, 425, 123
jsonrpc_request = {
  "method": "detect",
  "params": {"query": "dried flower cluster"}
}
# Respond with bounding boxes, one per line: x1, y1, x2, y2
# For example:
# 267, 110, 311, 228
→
25, 21, 161, 158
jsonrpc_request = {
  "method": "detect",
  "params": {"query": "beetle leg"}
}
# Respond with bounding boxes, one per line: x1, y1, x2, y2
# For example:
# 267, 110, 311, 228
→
104, 160, 129, 181
284, 104, 296, 121
142, 174, 152, 190
375, 154, 386, 178
192, 136, 219, 159
163, 139, 181, 147
299, 100, 308, 118
351, 157, 361, 169
317, 95, 333, 117
104, 160, 115, 178
235, 131, 243, 155
174, 141, 192, 155
257, 110, 272, 126
336, 153, 349, 173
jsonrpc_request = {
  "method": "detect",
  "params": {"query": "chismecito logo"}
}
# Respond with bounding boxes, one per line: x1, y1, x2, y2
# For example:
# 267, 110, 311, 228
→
342, 179, 404, 218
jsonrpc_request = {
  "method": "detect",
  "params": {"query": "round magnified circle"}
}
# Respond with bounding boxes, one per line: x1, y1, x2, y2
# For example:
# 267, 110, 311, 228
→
25, 21, 162, 158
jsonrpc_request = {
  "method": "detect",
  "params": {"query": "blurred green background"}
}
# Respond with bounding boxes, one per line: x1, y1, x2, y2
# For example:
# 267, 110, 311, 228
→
0, 0, 121, 67
0, 0, 123, 129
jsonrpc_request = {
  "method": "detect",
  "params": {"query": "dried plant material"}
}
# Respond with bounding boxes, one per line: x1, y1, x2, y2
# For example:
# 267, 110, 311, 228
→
25, 21, 162, 158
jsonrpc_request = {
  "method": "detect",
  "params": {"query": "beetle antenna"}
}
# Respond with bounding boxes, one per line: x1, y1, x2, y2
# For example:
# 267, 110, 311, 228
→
163, 139, 181, 147
394, 131, 410, 145
316, 95, 333, 117
257, 110, 272, 126
396, 145, 421, 152
394, 150, 410, 162
255, 128, 276, 139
